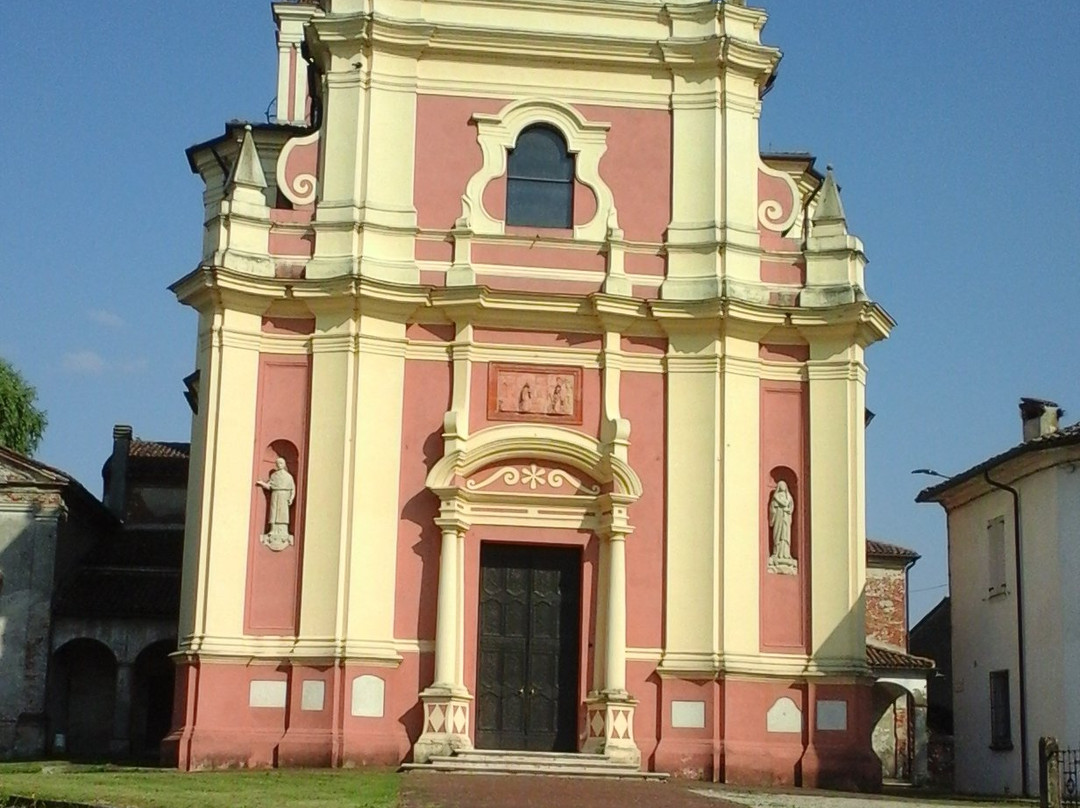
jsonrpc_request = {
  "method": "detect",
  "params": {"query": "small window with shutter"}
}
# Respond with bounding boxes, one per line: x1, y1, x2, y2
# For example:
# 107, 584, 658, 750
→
987, 516, 1007, 597
989, 670, 1012, 749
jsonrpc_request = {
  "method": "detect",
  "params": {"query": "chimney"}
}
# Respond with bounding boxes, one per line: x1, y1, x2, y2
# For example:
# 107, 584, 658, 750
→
1019, 398, 1061, 442
104, 424, 133, 518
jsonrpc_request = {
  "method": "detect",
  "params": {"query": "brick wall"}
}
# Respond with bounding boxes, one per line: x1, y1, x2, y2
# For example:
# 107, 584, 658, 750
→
866, 565, 908, 650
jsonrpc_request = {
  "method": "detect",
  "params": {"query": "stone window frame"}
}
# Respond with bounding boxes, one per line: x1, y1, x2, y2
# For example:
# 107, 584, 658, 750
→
459, 98, 618, 242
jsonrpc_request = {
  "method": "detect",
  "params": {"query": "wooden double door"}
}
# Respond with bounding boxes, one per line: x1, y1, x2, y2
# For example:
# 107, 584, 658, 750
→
475, 544, 582, 752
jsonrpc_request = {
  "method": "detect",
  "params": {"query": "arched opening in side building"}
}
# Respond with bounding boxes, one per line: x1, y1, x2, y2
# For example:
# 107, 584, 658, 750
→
47, 638, 117, 759
130, 639, 177, 760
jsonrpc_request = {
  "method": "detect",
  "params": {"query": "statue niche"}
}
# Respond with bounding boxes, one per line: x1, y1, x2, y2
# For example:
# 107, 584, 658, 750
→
256, 452, 297, 552
767, 473, 798, 576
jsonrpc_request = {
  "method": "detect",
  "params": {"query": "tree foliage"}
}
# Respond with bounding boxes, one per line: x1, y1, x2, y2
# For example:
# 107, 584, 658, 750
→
0, 358, 47, 455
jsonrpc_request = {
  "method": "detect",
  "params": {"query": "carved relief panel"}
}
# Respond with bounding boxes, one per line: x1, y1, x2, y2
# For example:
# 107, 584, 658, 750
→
487, 364, 582, 425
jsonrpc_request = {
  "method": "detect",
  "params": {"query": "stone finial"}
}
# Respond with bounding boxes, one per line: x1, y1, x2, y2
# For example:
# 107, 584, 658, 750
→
227, 125, 268, 192
812, 166, 847, 228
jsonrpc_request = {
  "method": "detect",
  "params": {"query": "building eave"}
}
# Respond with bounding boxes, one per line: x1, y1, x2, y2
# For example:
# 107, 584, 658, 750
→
916, 425, 1080, 508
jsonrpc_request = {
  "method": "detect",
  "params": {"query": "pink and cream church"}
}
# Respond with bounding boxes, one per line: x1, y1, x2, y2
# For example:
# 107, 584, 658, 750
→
165, 0, 893, 789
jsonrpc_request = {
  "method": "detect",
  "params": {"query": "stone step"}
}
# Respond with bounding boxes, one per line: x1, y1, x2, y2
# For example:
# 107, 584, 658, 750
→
403, 760, 667, 780
427, 755, 639, 771
453, 750, 617, 765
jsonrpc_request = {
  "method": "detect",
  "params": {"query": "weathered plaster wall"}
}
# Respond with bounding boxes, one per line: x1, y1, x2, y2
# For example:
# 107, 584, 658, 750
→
865, 567, 907, 651
0, 508, 60, 757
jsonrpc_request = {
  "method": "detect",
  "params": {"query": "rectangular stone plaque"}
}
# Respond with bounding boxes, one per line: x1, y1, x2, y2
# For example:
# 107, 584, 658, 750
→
301, 680, 325, 712
671, 700, 706, 729
488, 363, 583, 425
816, 699, 848, 731
249, 680, 287, 709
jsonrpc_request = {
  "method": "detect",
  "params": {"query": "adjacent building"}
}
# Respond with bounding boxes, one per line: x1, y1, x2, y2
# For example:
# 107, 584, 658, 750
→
167, 0, 894, 786
865, 540, 933, 785
0, 428, 186, 761
917, 399, 1080, 796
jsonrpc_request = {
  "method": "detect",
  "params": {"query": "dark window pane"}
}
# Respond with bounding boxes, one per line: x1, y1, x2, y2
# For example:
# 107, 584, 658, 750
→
507, 178, 573, 228
989, 670, 1011, 749
505, 125, 574, 228
508, 126, 574, 182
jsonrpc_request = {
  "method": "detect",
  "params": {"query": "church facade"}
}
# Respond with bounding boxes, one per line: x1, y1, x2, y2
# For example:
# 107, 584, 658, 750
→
166, 0, 892, 788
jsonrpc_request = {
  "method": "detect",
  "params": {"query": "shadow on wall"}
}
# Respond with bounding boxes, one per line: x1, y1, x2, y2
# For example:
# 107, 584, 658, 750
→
0, 502, 74, 759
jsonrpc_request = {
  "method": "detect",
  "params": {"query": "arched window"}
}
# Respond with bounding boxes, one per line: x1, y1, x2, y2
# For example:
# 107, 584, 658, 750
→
505, 125, 574, 228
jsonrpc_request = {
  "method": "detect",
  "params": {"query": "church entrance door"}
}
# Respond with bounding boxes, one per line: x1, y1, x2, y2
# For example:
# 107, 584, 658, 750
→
475, 543, 581, 752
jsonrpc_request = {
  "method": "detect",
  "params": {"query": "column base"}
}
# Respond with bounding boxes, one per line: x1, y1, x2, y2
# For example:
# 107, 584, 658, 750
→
413, 687, 473, 763
582, 692, 641, 768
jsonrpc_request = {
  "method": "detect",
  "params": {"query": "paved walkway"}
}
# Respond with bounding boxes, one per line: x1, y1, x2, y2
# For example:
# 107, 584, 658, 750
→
692, 786, 1021, 808
402, 772, 738, 808
403, 773, 1023, 808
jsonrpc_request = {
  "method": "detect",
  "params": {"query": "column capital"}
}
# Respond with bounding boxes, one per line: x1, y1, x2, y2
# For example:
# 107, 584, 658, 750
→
434, 499, 471, 534
596, 492, 634, 540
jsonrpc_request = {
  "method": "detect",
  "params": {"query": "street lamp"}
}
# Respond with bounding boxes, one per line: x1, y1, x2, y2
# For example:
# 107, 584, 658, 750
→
911, 468, 950, 480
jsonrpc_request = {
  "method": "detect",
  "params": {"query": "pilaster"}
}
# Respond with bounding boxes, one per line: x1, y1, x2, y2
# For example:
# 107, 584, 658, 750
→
807, 340, 867, 669
658, 322, 722, 676
343, 307, 408, 661
298, 308, 353, 641
719, 330, 762, 657
190, 306, 262, 646
273, 3, 320, 126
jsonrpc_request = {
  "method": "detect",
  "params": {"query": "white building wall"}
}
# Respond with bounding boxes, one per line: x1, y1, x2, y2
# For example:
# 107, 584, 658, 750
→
1058, 464, 1080, 748
949, 464, 1076, 796
949, 487, 1022, 795
1018, 470, 1064, 792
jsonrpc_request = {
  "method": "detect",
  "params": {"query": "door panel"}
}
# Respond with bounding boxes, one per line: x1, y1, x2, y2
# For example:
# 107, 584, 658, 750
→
475, 544, 581, 752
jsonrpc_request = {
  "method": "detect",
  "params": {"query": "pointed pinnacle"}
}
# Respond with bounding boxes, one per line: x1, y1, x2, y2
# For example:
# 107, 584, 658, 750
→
812, 165, 846, 225
228, 124, 267, 191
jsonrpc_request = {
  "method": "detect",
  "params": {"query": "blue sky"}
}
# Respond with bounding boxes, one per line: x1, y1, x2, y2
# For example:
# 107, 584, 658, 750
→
2, 3, 1077, 622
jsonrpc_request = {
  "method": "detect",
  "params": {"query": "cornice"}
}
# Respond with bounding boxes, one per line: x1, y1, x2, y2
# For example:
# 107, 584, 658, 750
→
173, 268, 894, 347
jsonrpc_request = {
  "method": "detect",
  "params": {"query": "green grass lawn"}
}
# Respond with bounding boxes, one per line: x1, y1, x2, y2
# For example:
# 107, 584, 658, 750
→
0, 764, 401, 808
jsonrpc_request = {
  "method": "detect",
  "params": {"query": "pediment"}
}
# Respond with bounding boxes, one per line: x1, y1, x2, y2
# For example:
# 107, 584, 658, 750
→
0, 446, 70, 488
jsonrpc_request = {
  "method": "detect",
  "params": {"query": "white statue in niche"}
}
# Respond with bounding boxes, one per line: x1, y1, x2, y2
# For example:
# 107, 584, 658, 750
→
767, 480, 798, 575
256, 456, 296, 552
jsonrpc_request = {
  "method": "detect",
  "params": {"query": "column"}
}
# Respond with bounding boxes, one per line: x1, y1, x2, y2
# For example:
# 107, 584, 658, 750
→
604, 532, 628, 696
433, 526, 460, 687
413, 515, 473, 763
584, 504, 641, 767
912, 699, 929, 786
110, 662, 133, 757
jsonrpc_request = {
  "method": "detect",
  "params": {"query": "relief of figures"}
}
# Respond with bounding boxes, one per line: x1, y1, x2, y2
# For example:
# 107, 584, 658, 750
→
489, 364, 581, 423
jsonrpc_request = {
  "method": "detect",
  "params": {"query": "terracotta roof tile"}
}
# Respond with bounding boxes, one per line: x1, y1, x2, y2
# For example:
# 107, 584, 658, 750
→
866, 642, 935, 671
129, 440, 190, 460
866, 540, 920, 560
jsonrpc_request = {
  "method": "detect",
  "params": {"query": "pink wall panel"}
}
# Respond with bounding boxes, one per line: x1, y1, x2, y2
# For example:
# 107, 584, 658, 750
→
412, 95, 671, 246
395, 358, 452, 642
245, 355, 312, 635
620, 371, 665, 649
758, 378, 810, 652
414, 95, 505, 230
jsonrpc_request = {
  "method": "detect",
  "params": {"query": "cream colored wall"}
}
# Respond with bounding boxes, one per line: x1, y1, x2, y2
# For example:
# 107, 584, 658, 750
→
178, 305, 262, 650
946, 464, 1071, 796
1058, 465, 1080, 747
808, 338, 867, 669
